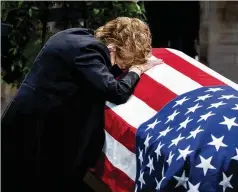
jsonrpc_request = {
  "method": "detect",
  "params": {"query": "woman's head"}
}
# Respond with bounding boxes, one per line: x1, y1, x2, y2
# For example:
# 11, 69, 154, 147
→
95, 17, 152, 69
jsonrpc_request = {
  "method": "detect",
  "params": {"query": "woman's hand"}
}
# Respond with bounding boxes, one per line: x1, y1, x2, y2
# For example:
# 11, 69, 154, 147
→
129, 57, 163, 75
141, 57, 164, 73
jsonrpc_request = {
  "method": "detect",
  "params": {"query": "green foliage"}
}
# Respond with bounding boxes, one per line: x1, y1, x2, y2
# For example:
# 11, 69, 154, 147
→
85, 1, 146, 29
1, 1, 52, 86
1, 1, 146, 87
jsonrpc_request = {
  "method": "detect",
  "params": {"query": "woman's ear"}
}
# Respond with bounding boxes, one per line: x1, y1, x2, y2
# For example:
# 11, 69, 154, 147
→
107, 43, 116, 53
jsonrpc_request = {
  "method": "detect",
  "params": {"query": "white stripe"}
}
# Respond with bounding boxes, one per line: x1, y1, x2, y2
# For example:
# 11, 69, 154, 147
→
145, 63, 203, 95
106, 95, 156, 128
103, 131, 136, 181
167, 48, 238, 91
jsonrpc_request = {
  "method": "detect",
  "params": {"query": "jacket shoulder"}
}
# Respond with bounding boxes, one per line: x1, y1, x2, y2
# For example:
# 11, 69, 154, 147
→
66, 28, 108, 52
46, 28, 97, 48
64, 29, 110, 63
43, 28, 110, 65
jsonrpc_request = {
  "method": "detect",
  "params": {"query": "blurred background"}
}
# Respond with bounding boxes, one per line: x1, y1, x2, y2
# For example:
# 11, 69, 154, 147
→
1, 1, 238, 114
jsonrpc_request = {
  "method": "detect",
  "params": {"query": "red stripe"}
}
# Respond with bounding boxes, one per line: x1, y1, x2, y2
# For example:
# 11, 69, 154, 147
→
104, 107, 136, 153
152, 48, 226, 86
93, 153, 134, 192
134, 74, 177, 111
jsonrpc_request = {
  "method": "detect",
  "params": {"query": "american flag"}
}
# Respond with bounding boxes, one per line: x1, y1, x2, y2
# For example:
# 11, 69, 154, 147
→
92, 48, 238, 192
135, 85, 238, 192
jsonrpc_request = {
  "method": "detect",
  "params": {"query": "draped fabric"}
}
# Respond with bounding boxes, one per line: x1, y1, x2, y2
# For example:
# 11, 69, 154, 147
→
92, 48, 238, 192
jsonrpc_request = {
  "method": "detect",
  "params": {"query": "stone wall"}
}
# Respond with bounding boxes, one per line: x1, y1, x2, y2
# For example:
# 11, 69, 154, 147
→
199, 1, 238, 83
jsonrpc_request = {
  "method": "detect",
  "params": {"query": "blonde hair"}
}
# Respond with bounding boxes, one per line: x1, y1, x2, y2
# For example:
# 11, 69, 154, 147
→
95, 17, 152, 66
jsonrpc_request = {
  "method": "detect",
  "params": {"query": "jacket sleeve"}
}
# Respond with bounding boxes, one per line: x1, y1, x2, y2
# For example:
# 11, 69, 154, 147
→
73, 43, 140, 105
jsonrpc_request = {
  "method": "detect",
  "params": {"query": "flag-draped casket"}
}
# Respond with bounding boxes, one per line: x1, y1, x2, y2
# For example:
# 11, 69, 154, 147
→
92, 48, 238, 192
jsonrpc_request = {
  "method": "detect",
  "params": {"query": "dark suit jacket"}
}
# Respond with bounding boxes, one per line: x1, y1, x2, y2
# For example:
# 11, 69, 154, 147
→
1, 28, 139, 191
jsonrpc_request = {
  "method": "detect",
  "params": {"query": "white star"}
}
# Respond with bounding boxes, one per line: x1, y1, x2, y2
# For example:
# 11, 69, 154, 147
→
177, 117, 193, 131
173, 170, 188, 189
165, 110, 180, 124
166, 151, 174, 166
169, 134, 185, 148
157, 126, 173, 139
187, 182, 200, 192
155, 177, 166, 190
186, 126, 204, 139
161, 165, 165, 177
146, 155, 155, 175
177, 145, 194, 160
138, 148, 143, 166
231, 148, 238, 161
197, 111, 215, 122
194, 94, 213, 102
195, 155, 216, 176
145, 118, 160, 131
138, 170, 145, 189
155, 166, 166, 190
207, 135, 228, 151
144, 134, 152, 152
205, 87, 224, 92
185, 103, 202, 115
219, 116, 238, 130
154, 142, 164, 161
218, 94, 238, 100
232, 104, 238, 110
207, 101, 226, 109
219, 172, 233, 192
134, 185, 138, 192
173, 96, 190, 108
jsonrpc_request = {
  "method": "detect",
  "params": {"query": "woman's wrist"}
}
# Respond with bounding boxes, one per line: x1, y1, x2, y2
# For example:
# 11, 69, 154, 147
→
129, 65, 143, 76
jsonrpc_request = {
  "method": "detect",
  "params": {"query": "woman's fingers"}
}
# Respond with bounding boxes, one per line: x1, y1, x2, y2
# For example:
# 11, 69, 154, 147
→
148, 59, 163, 67
129, 58, 164, 73
141, 58, 164, 72
150, 58, 163, 65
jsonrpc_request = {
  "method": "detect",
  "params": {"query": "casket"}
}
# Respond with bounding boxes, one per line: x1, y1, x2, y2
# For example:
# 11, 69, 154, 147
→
85, 48, 238, 192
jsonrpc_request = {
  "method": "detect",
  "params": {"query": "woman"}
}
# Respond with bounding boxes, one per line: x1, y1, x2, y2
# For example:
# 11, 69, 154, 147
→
1, 17, 159, 192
